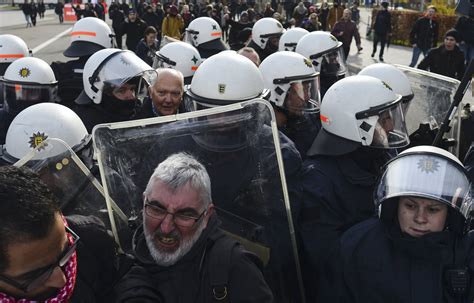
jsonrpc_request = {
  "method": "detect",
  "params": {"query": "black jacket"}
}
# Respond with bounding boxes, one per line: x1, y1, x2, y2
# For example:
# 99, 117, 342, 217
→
455, 16, 474, 45
373, 9, 391, 35
121, 19, 148, 51
67, 215, 120, 303
326, 217, 474, 303
409, 16, 439, 50
114, 214, 274, 303
51, 57, 89, 108
418, 45, 465, 80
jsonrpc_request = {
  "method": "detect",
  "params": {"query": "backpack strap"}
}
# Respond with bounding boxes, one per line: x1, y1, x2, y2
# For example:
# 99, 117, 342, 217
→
206, 231, 240, 302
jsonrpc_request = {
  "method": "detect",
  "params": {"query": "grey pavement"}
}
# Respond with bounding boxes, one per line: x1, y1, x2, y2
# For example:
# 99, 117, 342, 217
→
0, 9, 57, 29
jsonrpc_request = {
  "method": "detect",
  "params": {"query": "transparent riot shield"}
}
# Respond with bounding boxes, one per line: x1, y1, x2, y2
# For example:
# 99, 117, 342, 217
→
394, 65, 461, 156
14, 138, 129, 249
93, 99, 305, 302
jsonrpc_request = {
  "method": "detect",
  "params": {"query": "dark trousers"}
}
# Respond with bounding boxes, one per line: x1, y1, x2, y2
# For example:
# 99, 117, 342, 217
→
372, 32, 387, 58
113, 27, 123, 49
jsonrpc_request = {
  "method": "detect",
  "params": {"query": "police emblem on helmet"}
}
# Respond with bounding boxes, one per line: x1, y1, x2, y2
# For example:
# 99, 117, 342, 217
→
304, 58, 313, 68
417, 157, 440, 174
28, 132, 48, 149
19, 67, 31, 78
218, 84, 226, 94
330, 35, 337, 41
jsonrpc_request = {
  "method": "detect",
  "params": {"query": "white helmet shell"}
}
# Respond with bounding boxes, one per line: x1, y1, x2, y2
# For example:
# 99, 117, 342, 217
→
64, 17, 113, 58
79, 49, 156, 104
358, 63, 414, 101
187, 51, 264, 106
252, 17, 284, 49
314, 75, 409, 152
278, 28, 309, 52
185, 17, 223, 47
154, 41, 202, 79
4, 103, 89, 161
259, 51, 319, 108
0, 34, 29, 66
295, 31, 342, 59
3, 57, 56, 84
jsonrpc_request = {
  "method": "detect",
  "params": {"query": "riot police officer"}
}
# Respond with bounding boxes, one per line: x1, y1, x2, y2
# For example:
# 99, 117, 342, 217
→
299, 75, 410, 301
296, 31, 347, 98
50, 17, 114, 108
324, 146, 474, 303
278, 27, 308, 52
183, 17, 228, 59
259, 51, 321, 158
0, 57, 58, 144
74, 49, 157, 132
246, 17, 284, 62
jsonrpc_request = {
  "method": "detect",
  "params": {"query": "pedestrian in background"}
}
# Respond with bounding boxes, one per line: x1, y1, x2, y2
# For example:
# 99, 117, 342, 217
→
22, 0, 33, 28
30, 0, 38, 26
38, 0, 45, 19
55, 0, 64, 23
409, 5, 439, 67
331, 8, 362, 58
370, 0, 391, 62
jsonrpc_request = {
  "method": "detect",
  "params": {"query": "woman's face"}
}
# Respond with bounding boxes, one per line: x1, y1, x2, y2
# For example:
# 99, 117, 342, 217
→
398, 197, 448, 237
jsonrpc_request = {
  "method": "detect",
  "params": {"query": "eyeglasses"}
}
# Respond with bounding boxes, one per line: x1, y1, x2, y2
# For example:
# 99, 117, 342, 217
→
144, 199, 207, 228
0, 226, 80, 293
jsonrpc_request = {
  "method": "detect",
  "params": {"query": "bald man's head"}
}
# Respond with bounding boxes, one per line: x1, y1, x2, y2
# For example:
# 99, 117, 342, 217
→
149, 68, 185, 116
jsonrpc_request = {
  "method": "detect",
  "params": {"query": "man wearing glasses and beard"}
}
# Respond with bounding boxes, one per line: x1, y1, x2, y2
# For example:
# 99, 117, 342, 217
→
115, 152, 273, 303
0, 166, 120, 302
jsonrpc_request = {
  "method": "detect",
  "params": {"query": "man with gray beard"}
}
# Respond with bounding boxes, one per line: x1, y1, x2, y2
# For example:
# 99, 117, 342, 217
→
114, 153, 274, 303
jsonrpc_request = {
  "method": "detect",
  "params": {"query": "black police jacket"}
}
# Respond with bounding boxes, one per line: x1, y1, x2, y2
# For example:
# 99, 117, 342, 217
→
51, 58, 89, 109
325, 218, 474, 303
66, 215, 120, 303
114, 214, 274, 303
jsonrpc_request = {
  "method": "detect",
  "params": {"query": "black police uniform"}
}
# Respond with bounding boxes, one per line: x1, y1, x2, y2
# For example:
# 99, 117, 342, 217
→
322, 216, 474, 303
114, 214, 274, 303
51, 57, 90, 109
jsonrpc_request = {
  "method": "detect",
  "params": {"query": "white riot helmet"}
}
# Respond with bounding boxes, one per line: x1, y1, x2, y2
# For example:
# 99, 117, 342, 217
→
308, 75, 410, 156
184, 17, 227, 51
153, 41, 202, 85
3, 103, 89, 163
76, 49, 157, 105
251, 17, 284, 49
295, 31, 347, 77
186, 51, 264, 109
358, 63, 414, 113
0, 34, 30, 75
278, 28, 309, 52
376, 145, 473, 234
260, 51, 320, 114
1, 57, 58, 115
64, 17, 114, 58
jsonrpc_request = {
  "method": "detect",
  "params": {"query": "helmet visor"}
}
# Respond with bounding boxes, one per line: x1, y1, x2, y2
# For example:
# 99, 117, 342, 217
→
375, 153, 472, 218
103, 70, 156, 102
313, 47, 347, 77
3, 81, 58, 113
284, 77, 321, 115
183, 29, 199, 47
152, 52, 176, 69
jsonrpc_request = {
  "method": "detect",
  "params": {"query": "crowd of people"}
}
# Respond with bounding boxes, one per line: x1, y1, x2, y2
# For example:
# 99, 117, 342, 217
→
1, 0, 474, 302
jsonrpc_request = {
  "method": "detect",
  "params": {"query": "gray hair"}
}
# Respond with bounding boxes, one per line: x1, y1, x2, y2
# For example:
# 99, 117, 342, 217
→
144, 152, 212, 207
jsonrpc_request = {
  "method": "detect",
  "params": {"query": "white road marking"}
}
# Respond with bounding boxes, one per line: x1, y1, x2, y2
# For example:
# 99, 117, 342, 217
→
32, 27, 72, 54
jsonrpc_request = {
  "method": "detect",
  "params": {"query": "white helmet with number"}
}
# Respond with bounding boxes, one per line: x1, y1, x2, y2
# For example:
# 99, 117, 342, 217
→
3, 103, 89, 163
1, 57, 58, 114
184, 17, 227, 51
186, 51, 264, 108
76, 49, 157, 105
260, 51, 320, 113
308, 75, 410, 156
278, 28, 309, 52
358, 63, 414, 112
376, 145, 473, 234
251, 17, 284, 49
64, 17, 114, 58
295, 31, 347, 77
153, 41, 202, 85
0, 34, 30, 75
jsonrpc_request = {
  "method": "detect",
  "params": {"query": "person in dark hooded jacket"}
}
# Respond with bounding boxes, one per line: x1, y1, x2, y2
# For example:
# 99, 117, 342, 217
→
114, 153, 274, 303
